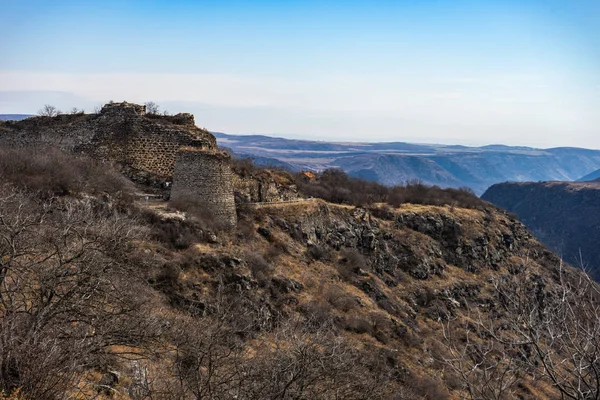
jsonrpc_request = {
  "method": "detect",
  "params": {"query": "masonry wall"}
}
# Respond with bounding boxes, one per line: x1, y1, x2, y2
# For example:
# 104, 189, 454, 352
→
171, 149, 237, 227
0, 102, 217, 179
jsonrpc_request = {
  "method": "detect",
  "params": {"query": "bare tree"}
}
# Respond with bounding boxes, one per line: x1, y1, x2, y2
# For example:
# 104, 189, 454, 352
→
0, 185, 160, 398
145, 101, 160, 115
440, 317, 520, 399
440, 259, 600, 400
38, 104, 60, 117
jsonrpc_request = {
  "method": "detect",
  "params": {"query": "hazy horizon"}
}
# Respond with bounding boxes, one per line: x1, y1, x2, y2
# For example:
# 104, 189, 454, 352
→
1, 0, 598, 148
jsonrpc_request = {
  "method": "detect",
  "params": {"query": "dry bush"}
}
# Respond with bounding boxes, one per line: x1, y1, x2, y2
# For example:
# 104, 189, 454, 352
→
169, 194, 230, 233
38, 104, 60, 117
337, 248, 367, 281
235, 218, 257, 243
306, 244, 333, 262
140, 209, 207, 250
388, 182, 485, 209
324, 285, 358, 313
369, 203, 395, 220
294, 167, 487, 209
264, 241, 286, 262
438, 263, 600, 399
246, 253, 274, 283
409, 375, 450, 400
295, 168, 387, 206
165, 311, 402, 399
0, 389, 24, 400
0, 186, 162, 398
231, 157, 261, 177
0, 146, 134, 200
342, 315, 373, 335
300, 300, 335, 329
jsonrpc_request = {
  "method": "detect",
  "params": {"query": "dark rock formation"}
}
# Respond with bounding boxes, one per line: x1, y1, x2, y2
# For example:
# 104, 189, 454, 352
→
482, 181, 600, 279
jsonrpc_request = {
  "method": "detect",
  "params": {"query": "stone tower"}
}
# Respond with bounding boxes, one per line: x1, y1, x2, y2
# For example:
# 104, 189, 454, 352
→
170, 144, 237, 227
0, 101, 238, 227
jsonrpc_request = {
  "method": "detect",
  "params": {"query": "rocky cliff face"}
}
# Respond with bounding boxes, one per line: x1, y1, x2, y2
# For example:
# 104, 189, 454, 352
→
232, 171, 299, 203
186, 199, 570, 398
482, 181, 600, 279
0, 148, 587, 399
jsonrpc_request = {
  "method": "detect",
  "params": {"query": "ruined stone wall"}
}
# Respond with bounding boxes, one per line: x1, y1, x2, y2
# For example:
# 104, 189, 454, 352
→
232, 174, 299, 203
0, 102, 217, 179
171, 149, 237, 227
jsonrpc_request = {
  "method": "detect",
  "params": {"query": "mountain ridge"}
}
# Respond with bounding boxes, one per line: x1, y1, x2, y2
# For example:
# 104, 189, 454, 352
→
214, 131, 600, 194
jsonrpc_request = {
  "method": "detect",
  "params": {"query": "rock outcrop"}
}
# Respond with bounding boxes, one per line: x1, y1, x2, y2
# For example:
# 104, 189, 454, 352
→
482, 181, 600, 279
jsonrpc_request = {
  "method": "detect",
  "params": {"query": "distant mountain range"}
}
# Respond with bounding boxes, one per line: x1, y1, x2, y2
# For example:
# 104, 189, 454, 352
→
2, 116, 599, 194
577, 168, 600, 182
214, 132, 600, 194
0, 114, 33, 121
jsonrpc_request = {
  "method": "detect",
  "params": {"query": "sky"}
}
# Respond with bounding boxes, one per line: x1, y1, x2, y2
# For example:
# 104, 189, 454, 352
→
1, 0, 599, 148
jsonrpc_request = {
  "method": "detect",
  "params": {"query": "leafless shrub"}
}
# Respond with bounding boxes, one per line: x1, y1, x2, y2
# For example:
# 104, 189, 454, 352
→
0, 146, 134, 200
148, 216, 204, 249
144, 101, 160, 115
342, 315, 373, 334
369, 203, 395, 220
232, 157, 260, 177
169, 194, 230, 233
247, 253, 274, 283
306, 244, 332, 262
337, 248, 367, 280
300, 300, 335, 328
388, 182, 484, 209
294, 167, 486, 209
324, 285, 358, 312
440, 260, 600, 399
37, 104, 60, 117
409, 375, 450, 400
0, 186, 161, 398
264, 241, 286, 262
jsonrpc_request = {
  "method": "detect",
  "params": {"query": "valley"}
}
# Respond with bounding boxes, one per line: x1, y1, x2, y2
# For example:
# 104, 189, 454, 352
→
215, 132, 600, 194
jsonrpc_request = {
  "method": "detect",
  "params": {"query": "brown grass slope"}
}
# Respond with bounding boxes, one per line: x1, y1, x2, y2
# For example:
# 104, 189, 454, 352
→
0, 147, 597, 400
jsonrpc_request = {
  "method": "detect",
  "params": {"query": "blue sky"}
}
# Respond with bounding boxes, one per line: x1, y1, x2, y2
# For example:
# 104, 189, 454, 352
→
1, 0, 598, 147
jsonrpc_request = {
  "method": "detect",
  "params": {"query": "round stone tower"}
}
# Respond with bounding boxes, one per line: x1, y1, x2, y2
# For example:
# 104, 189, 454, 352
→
170, 147, 237, 227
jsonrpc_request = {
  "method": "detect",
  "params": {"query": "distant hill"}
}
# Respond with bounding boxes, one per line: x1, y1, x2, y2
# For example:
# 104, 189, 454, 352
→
213, 132, 600, 194
0, 114, 33, 121
577, 168, 600, 182
482, 181, 600, 279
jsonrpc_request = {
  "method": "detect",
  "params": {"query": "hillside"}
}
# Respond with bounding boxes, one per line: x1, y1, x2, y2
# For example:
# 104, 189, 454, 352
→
482, 181, 600, 279
1, 108, 599, 399
577, 168, 600, 181
214, 132, 600, 194
1, 144, 600, 399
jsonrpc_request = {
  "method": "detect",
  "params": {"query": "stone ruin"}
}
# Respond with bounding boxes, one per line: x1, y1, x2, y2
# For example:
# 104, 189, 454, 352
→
0, 102, 237, 227
170, 143, 237, 227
